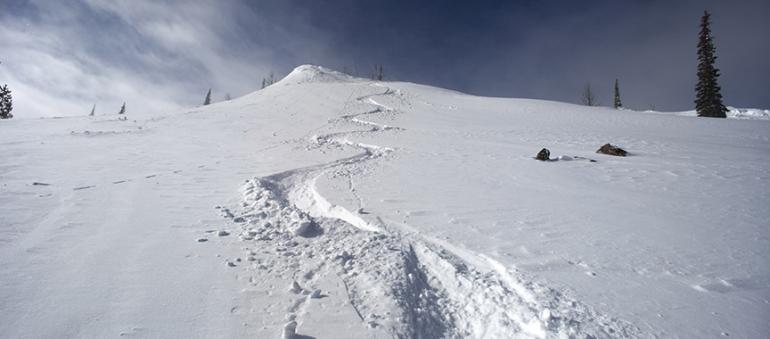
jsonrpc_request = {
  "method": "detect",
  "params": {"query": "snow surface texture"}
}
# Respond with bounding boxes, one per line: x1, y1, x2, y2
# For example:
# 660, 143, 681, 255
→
656, 106, 770, 120
1, 65, 768, 338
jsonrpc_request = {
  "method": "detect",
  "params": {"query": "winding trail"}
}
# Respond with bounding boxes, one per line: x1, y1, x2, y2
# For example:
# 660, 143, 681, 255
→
220, 84, 642, 338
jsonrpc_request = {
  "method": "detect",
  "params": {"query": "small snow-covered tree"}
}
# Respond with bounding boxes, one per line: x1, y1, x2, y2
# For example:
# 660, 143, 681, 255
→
224, 93, 231, 101
262, 72, 277, 89
373, 65, 384, 81
203, 88, 212, 105
695, 10, 727, 118
89, 104, 96, 116
0, 84, 13, 119
613, 79, 622, 109
118, 102, 126, 115
581, 83, 597, 106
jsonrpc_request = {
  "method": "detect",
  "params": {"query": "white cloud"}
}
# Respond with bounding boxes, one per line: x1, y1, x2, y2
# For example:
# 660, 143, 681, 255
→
1, 0, 284, 118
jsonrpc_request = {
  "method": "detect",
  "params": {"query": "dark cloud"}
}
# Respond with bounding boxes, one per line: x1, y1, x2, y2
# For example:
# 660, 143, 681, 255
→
251, 0, 768, 111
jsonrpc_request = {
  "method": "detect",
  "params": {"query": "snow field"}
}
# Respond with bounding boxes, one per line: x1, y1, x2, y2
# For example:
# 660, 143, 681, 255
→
2, 65, 768, 338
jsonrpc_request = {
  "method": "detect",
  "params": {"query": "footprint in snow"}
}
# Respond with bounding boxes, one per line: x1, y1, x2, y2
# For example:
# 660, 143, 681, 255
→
119, 327, 146, 337
289, 281, 302, 294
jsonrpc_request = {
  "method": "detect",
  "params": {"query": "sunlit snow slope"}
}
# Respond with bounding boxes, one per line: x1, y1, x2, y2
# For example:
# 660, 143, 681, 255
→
1, 65, 768, 338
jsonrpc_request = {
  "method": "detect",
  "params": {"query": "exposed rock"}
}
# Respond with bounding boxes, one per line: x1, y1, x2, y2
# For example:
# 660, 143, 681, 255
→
596, 143, 628, 157
535, 148, 551, 161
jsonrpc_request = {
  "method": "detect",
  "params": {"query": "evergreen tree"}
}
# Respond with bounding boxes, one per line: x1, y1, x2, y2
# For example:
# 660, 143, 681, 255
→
695, 10, 727, 118
373, 65, 384, 81
262, 72, 276, 89
224, 93, 232, 101
613, 79, 622, 109
89, 104, 96, 116
204, 88, 212, 105
118, 102, 126, 115
0, 84, 13, 119
581, 83, 596, 106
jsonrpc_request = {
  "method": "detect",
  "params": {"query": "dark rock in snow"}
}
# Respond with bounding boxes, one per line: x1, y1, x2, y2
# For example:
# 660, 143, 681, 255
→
596, 143, 628, 157
535, 148, 551, 161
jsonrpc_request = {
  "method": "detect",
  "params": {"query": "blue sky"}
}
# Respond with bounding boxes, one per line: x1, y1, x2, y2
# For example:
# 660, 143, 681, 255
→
1, 0, 768, 117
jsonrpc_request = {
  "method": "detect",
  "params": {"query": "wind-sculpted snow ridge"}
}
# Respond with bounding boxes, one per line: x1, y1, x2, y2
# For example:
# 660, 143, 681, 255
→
218, 84, 642, 338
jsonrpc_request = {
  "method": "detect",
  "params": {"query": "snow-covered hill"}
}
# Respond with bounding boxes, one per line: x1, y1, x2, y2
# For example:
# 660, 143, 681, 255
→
1, 65, 768, 338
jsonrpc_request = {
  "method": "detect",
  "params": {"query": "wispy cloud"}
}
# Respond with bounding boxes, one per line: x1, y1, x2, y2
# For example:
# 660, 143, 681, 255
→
0, 0, 287, 118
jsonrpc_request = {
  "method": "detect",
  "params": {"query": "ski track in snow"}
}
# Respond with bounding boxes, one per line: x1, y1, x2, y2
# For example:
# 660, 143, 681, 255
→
215, 84, 642, 338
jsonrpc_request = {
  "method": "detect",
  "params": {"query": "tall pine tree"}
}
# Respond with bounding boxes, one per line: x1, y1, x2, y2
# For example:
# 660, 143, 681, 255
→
695, 10, 727, 118
203, 88, 212, 105
613, 79, 622, 109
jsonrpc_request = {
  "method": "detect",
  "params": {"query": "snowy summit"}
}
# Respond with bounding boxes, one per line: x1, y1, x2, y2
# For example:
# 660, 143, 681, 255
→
279, 65, 359, 85
1, 64, 769, 339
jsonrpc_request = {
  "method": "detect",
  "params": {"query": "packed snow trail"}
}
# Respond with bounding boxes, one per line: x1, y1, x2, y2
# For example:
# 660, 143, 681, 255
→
220, 83, 641, 338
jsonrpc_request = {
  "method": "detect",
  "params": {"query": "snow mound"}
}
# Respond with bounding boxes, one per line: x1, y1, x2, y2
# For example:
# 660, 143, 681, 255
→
669, 107, 770, 120
278, 65, 358, 85
727, 107, 770, 120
